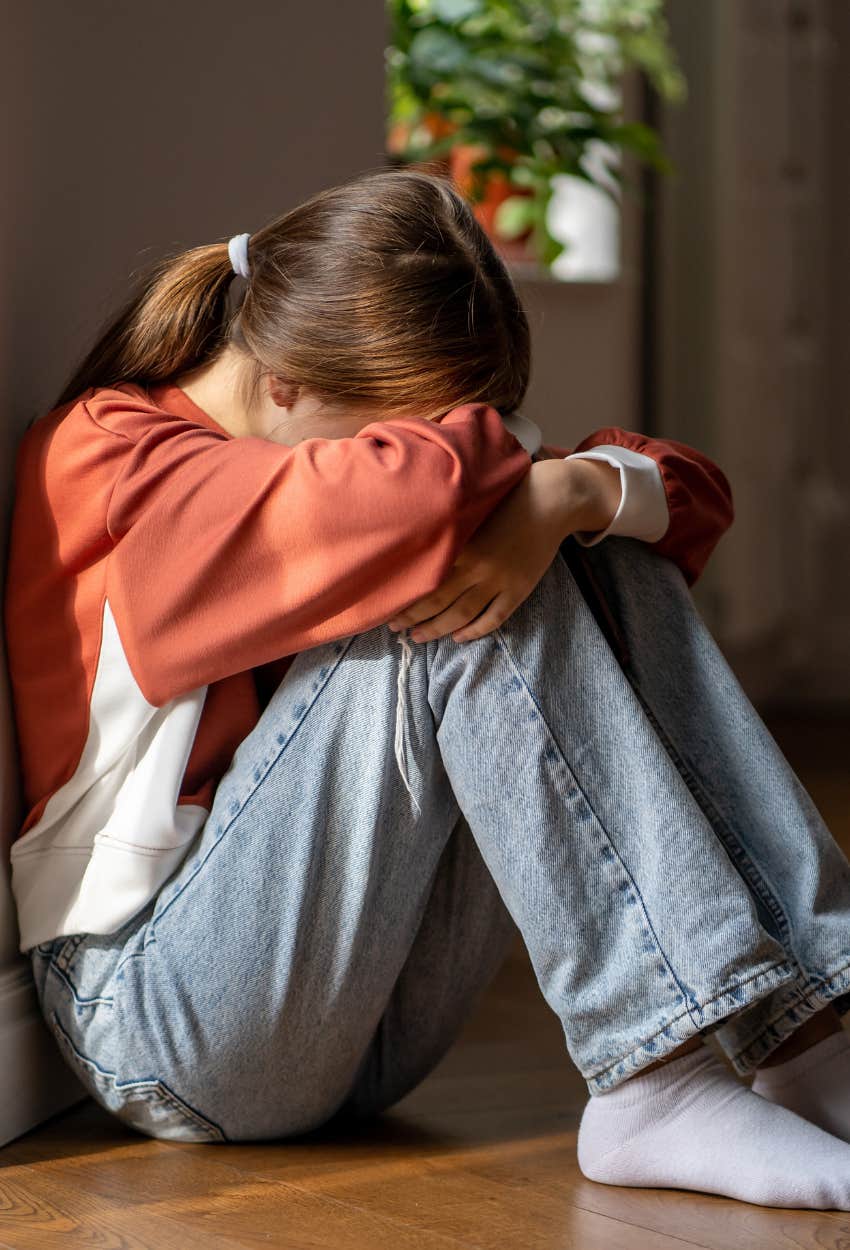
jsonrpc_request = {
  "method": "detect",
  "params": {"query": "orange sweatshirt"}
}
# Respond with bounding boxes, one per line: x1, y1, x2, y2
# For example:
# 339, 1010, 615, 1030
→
3, 381, 733, 952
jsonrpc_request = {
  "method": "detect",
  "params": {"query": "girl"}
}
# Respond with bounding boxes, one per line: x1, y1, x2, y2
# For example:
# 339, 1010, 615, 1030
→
6, 168, 850, 1210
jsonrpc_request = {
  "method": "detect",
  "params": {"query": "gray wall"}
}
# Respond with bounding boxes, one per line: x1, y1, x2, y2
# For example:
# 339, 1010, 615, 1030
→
0, 0, 390, 1140
655, 0, 850, 706
1, 1, 388, 449
0, 0, 388, 865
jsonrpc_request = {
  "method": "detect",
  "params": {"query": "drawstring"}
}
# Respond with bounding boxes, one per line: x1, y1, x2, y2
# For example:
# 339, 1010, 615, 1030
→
394, 628, 422, 816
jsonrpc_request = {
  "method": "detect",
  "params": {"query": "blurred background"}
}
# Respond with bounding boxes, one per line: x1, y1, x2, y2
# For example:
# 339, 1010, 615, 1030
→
384, 0, 850, 716
0, 0, 847, 1169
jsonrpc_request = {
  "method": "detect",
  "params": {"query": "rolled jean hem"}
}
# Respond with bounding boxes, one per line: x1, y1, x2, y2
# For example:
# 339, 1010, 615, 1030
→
585, 958, 797, 1095
728, 957, 850, 1076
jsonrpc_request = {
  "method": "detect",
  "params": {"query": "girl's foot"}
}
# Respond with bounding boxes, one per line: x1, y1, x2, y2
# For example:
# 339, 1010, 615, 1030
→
751, 1027, 850, 1143
577, 1043, 850, 1208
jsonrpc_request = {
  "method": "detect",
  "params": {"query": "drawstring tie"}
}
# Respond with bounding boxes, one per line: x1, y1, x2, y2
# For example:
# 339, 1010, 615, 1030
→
394, 628, 422, 816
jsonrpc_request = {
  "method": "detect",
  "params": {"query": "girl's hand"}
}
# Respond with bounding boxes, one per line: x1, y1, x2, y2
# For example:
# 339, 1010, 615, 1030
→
386, 457, 621, 643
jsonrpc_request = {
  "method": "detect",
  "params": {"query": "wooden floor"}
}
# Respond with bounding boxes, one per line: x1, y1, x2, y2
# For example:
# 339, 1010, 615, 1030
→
2, 713, 849, 1249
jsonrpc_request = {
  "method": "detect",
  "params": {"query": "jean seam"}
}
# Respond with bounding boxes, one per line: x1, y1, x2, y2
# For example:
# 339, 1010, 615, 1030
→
729, 957, 850, 1074
492, 620, 707, 1033
146, 637, 354, 943
47, 959, 115, 1007
52, 933, 86, 974
50, 1011, 227, 1141
587, 958, 795, 1089
113, 949, 147, 979
728, 976, 821, 1060
575, 542, 795, 950
622, 677, 794, 952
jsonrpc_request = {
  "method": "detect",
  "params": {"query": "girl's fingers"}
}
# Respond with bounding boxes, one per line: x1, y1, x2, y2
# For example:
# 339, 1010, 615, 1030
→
387, 578, 466, 631
451, 592, 516, 642
408, 586, 497, 643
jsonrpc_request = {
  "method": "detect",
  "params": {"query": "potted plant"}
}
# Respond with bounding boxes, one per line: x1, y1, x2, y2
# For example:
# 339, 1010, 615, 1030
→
386, 0, 686, 269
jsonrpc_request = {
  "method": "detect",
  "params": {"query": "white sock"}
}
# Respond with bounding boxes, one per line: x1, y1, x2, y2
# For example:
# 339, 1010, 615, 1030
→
751, 1028, 850, 1143
577, 1043, 850, 1209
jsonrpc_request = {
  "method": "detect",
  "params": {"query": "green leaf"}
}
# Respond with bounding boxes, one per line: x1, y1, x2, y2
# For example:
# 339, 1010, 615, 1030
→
494, 195, 538, 238
431, 0, 484, 23
408, 27, 469, 76
386, 0, 686, 260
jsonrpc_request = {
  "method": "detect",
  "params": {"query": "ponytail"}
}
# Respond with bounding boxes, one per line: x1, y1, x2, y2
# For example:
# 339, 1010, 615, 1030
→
51, 168, 531, 425
52, 242, 236, 410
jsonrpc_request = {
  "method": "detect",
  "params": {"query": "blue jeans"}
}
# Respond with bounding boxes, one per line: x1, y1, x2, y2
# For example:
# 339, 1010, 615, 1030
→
28, 536, 850, 1143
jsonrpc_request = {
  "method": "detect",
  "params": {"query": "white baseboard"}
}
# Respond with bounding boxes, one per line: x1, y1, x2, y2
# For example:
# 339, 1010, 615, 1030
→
0, 962, 89, 1148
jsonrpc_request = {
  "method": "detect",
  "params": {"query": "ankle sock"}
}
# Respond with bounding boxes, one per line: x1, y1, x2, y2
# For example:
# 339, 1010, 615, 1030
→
577, 1042, 850, 1209
751, 1027, 850, 1143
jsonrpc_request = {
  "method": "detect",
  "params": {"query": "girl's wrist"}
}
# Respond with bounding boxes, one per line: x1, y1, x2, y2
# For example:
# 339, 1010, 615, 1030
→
542, 457, 622, 539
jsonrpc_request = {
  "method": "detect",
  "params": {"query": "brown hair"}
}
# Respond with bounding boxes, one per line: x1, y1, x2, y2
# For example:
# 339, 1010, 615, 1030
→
52, 165, 531, 422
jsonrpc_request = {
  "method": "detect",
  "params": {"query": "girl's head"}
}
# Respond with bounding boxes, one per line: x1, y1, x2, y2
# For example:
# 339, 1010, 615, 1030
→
53, 167, 532, 426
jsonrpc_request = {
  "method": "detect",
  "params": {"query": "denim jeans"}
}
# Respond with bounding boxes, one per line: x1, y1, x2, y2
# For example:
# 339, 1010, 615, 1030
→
28, 536, 850, 1144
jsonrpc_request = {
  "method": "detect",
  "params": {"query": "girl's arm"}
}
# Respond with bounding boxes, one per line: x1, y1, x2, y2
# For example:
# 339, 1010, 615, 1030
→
96, 395, 532, 706
384, 434, 734, 645
539, 427, 735, 586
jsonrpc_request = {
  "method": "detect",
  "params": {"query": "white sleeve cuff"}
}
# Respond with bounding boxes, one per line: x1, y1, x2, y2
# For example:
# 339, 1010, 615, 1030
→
565, 446, 670, 546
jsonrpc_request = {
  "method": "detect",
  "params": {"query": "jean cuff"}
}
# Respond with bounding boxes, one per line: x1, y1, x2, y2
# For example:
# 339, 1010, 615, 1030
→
714, 957, 850, 1076
586, 957, 797, 1094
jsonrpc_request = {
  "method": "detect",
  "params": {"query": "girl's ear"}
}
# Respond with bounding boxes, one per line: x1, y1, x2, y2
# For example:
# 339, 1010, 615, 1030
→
266, 375, 300, 409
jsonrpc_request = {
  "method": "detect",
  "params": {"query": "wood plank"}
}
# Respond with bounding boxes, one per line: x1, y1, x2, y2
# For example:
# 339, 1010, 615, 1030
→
1, 1128, 699, 1250
0, 1131, 476, 1250
0, 1164, 243, 1250
469, 1145, 850, 1250
214, 1106, 850, 1250
214, 1144, 704, 1250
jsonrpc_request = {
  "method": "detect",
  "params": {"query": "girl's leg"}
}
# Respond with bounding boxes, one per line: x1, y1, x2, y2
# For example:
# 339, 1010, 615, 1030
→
424, 544, 802, 1092
419, 539, 850, 1208
564, 533, 850, 1075
30, 537, 850, 1203
30, 629, 515, 1145
35, 538, 836, 1109
327, 812, 517, 1124
565, 532, 850, 1150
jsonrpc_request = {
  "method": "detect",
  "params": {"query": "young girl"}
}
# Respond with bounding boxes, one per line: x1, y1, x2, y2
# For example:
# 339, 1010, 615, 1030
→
6, 167, 850, 1210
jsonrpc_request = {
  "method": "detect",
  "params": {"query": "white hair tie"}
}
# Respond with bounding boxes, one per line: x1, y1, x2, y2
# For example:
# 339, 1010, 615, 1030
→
227, 232, 251, 279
